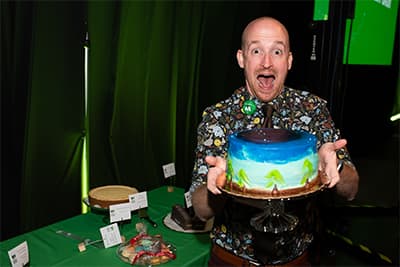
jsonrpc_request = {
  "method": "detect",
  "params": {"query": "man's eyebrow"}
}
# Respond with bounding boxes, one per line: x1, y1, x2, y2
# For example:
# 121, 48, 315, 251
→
273, 40, 286, 47
246, 40, 287, 48
246, 40, 261, 47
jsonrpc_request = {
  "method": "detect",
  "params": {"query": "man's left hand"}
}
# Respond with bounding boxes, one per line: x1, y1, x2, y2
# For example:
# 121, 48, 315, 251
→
318, 139, 347, 188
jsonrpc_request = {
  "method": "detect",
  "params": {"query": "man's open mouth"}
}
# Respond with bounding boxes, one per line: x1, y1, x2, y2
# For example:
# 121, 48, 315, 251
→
257, 74, 275, 88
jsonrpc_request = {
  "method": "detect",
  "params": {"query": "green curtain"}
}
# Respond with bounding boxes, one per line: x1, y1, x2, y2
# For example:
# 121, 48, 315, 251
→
94, 1, 241, 190
4, 0, 314, 237
6, 0, 243, 235
1, 1, 34, 240
19, 1, 86, 233
89, 1, 208, 190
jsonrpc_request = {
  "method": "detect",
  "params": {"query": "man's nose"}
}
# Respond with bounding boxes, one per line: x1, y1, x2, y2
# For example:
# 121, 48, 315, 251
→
262, 54, 272, 68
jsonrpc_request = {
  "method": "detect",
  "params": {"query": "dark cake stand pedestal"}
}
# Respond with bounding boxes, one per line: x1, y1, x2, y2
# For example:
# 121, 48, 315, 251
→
220, 172, 325, 233
220, 177, 325, 265
249, 199, 299, 233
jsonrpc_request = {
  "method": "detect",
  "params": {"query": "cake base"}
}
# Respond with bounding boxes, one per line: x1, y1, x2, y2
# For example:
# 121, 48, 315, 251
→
220, 172, 324, 201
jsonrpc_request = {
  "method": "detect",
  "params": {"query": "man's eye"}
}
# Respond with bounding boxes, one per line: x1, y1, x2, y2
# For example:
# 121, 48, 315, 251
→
273, 49, 283, 55
252, 48, 261, 55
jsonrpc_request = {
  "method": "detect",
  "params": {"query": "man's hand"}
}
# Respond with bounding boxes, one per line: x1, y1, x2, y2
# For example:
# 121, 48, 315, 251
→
205, 156, 226, 195
318, 139, 347, 187
191, 156, 228, 220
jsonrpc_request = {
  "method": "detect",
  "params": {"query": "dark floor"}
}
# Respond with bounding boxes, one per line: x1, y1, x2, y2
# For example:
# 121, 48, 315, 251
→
318, 132, 399, 266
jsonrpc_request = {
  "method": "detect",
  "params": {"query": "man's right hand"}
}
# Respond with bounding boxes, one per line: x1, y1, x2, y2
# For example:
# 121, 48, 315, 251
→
205, 156, 226, 194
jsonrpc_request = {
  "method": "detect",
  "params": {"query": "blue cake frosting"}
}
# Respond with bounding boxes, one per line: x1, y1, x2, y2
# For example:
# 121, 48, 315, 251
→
226, 128, 319, 192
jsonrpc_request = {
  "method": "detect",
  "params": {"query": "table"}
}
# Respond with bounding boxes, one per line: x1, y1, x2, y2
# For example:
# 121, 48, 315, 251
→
0, 186, 211, 266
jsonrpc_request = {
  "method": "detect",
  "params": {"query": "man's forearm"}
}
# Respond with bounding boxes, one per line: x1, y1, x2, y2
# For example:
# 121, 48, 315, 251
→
192, 184, 226, 221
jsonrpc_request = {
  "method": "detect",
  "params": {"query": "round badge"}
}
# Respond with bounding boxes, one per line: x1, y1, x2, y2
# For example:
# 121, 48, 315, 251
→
241, 100, 256, 115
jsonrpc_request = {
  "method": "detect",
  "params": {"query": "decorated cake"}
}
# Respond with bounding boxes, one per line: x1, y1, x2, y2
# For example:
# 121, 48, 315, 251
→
170, 204, 206, 230
224, 128, 320, 198
88, 185, 138, 209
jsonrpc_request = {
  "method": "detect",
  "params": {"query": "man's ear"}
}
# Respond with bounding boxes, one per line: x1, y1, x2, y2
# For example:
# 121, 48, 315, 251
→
288, 52, 293, 70
236, 49, 244, 68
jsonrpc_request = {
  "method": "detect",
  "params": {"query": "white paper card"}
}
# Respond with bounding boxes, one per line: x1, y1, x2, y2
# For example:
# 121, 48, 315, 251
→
100, 223, 122, 248
129, 191, 148, 211
8, 241, 29, 267
162, 163, 176, 178
109, 202, 132, 223
184, 191, 192, 208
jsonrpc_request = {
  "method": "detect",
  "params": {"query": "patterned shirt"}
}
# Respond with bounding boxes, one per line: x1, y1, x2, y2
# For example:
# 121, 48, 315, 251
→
189, 86, 351, 264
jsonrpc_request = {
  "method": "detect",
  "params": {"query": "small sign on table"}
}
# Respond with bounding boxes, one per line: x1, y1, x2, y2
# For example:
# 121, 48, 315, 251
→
8, 241, 29, 267
162, 162, 176, 192
100, 223, 122, 248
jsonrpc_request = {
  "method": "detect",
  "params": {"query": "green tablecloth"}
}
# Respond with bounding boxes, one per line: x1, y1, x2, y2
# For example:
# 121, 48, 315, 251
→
0, 186, 211, 266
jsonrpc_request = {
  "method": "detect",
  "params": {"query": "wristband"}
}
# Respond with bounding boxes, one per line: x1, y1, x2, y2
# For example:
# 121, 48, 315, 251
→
336, 148, 346, 173
337, 159, 344, 173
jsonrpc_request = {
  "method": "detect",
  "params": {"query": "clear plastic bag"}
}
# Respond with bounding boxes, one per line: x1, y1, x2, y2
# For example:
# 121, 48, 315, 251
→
117, 233, 176, 266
